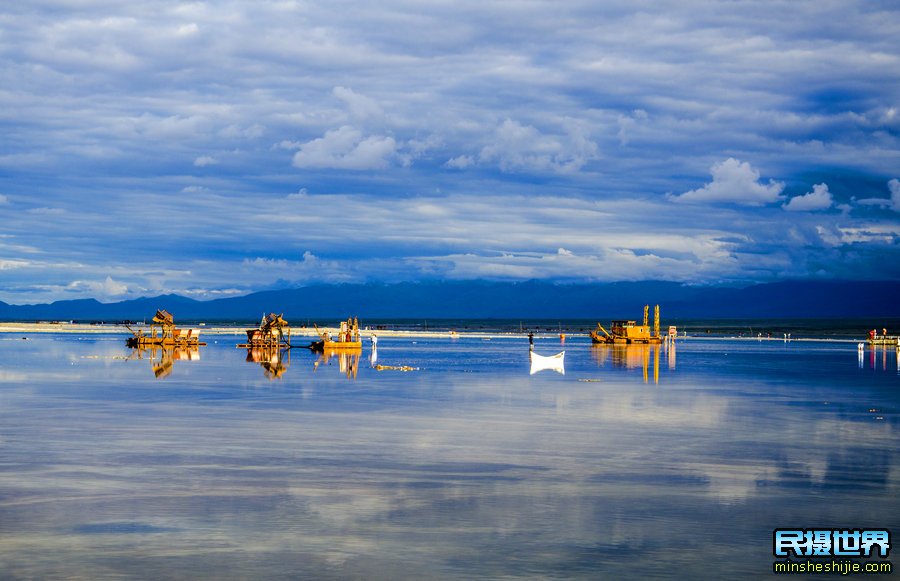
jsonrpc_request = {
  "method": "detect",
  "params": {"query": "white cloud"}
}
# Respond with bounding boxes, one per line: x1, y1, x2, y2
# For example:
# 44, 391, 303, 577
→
175, 23, 199, 37
218, 124, 265, 140
193, 155, 218, 167
478, 119, 598, 174
890, 178, 900, 212
68, 276, 128, 299
856, 179, 900, 211
445, 155, 474, 169
240, 251, 354, 284
783, 183, 833, 212
617, 109, 648, 145
0, 259, 30, 270
292, 126, 398, 170
181, 185, 208, 193
0, 194, 8, 205
671, 158, 785, 206
333, 86, 383, 120
27, 207, 65, 215
287, 188, 309, 199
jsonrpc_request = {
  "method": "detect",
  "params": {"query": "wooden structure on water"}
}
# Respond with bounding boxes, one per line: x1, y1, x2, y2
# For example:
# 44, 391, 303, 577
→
236, 313, 292, 379
237, 313, 291, 348
591, 305, 662, 344
125, 310, 205, 347
310, 317, 362, 351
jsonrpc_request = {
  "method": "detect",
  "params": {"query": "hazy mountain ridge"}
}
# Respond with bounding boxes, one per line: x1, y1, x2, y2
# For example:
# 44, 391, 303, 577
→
0, 280, 897, 322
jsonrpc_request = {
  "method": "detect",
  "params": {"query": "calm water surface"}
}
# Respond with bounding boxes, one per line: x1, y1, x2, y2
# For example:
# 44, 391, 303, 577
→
0, 333, 897, 579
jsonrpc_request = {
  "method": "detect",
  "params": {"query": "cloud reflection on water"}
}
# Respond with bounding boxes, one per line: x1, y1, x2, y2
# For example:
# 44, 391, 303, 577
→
0, 335, 897, 578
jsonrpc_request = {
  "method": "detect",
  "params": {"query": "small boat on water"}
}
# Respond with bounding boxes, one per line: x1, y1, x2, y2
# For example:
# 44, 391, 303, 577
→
309, 317, 363, 351
530, 350, 565, 375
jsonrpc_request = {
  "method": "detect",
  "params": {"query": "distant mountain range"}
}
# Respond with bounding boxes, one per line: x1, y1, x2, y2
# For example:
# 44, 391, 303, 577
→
0, 280, 898, 322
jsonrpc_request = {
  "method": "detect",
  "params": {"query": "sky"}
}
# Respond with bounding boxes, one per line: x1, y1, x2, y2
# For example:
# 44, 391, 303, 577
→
1, 0, 899, 304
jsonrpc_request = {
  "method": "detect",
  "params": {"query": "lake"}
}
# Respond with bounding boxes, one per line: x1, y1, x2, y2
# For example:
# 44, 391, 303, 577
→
0, 332, 897, 579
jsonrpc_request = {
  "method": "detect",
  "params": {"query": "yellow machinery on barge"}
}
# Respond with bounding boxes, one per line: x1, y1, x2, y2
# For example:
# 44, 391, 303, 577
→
591, 305, 662, 344
310, 317, 362, 351
125, 309, 205, 347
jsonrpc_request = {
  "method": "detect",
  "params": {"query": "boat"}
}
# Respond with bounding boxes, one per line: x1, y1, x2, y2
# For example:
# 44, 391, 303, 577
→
309, 317, 363, 351
125, 309, 205, 347
530, 350, 565, 375
591, 305, 662, 344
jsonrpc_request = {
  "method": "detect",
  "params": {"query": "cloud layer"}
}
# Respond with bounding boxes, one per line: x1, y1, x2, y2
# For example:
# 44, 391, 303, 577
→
0, 1, 898, 302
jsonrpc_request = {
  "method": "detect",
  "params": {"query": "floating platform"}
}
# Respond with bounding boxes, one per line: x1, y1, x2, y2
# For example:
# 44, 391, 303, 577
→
125, 309, 205, 348
867, 336, 899, 346
310, 339, 362, 352
310, 317, 362, 352
126, 329, 204, 348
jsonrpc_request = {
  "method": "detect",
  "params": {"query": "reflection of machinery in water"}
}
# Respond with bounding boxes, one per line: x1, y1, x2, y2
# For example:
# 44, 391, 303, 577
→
590, 342, 674, 384
129, 345, 200, 378
591, 305, 662, 344
246, 345, 290, 379
125, 309, 205, 348
313, 349, 361, 379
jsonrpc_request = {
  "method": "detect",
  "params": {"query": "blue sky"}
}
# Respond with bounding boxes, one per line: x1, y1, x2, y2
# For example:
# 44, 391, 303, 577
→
1, 0, 898, 304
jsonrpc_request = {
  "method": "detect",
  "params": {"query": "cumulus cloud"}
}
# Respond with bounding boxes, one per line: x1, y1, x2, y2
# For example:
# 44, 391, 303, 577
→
783, 183, 833, 212
670, 158, 785, 206
478, 119, 599, 174
68, 276, 128, 299
292, 126, 398, 170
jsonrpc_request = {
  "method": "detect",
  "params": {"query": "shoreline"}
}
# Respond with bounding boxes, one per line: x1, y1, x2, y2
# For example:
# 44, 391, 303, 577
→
0, 322, 878, 344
